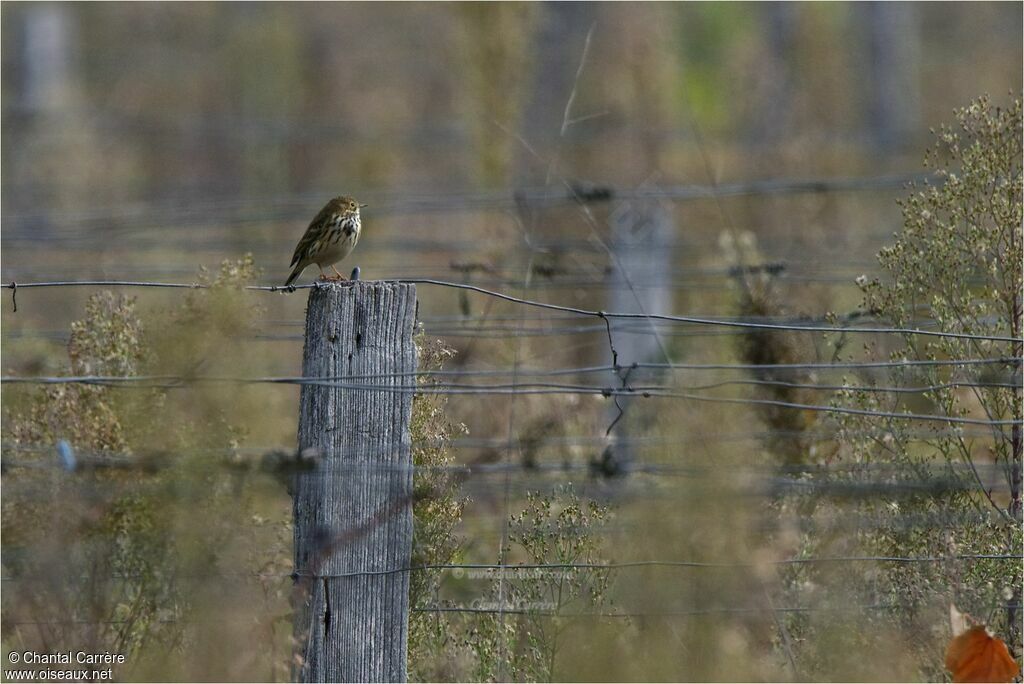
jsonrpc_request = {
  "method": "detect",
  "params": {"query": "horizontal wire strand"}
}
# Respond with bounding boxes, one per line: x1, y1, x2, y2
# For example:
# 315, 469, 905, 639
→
5, 278, 1019, 343
2, 553, 1016, 583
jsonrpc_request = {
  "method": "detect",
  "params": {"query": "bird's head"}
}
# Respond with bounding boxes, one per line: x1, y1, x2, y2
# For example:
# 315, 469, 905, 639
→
335, 196, 367, 215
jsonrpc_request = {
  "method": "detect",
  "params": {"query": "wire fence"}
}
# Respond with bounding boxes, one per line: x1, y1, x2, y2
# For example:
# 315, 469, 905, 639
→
2, 169, 1019, 673
3, 555, 1019, 584
13, 602, 1024, 627
4, 276, 1019, 435
5, 278, 1018, 344
2, 172, 933, 232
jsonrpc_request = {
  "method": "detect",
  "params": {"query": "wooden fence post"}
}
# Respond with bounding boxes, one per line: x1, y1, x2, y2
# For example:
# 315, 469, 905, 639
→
292, 280, 418, 683
606, 197, 674, 468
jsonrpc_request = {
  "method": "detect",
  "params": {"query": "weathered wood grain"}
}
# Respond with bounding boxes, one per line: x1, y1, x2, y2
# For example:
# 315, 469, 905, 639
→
293, 281, 417, 683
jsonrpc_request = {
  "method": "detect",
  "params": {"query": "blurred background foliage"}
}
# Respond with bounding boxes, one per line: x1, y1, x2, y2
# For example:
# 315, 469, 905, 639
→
1, 2, 1021, 681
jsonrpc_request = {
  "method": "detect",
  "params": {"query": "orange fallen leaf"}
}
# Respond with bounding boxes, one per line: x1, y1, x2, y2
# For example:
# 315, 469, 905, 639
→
945, 625, 1019, 683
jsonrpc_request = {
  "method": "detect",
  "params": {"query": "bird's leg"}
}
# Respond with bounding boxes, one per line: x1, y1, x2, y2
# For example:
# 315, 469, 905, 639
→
317, 265, 329, 281
330, 265, 348, 281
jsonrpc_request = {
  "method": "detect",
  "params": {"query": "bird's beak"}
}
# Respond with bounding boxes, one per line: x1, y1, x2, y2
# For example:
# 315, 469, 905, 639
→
360, 203, 368, 208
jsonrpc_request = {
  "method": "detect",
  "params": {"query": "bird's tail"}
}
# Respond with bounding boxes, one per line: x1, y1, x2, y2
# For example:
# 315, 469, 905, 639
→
284, 266, 302, 287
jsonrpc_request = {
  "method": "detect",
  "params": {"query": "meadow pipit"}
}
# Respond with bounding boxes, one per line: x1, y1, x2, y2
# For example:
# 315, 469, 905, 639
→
284, 196, 365, 286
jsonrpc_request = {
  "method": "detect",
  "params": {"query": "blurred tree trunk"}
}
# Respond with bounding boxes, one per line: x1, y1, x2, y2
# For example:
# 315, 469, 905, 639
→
13, 4, 93, 237
515, 1, 597, 183
751, 2, 796, 145
860, 2, 920, 151
452, 3, 537, 186
602, 5, 680, 466
22, 4, 74, 113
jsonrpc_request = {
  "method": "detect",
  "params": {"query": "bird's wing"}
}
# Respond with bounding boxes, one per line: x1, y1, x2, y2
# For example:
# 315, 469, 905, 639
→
290, 202, 336, 267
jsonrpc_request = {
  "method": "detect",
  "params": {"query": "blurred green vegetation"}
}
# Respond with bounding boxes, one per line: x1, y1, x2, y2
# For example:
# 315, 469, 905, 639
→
2, 258, 297, 680
823, 96, 1023, 681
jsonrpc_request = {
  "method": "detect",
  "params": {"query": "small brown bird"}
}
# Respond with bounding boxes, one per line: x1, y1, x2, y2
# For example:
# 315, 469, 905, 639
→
284, 196, 365, 286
